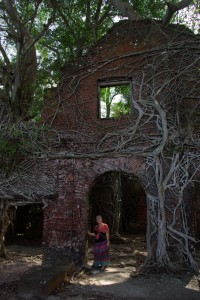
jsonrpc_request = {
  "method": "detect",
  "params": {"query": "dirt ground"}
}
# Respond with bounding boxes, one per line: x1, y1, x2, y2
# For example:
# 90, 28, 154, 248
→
0, 235, 200, 300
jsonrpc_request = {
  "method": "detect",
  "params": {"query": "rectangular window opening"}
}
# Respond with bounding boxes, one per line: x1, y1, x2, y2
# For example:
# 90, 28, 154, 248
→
98, 79, 132, 119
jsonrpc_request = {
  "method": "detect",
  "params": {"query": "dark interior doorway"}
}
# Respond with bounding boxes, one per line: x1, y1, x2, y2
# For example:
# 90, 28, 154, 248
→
89, 171, 147, 236
88, 171, 147, 269
6, 203, 43, 245
193, 182, 200, 241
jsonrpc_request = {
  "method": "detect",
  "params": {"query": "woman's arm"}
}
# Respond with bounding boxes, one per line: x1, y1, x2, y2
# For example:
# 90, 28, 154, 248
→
106, 231, 110, 246
88, 231, 95, 237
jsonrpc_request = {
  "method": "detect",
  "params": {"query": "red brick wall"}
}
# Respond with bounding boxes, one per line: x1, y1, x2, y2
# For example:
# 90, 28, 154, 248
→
41, 20, 198, 265
41, 26, 197, 155
43, 156, 146, 264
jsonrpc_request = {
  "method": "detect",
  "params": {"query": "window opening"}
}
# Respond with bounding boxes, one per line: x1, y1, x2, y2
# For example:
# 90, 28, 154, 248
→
98, 79, 132, 118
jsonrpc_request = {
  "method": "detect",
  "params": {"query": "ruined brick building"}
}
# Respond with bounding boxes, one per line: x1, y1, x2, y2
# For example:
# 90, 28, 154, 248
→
38, 20, 200, 268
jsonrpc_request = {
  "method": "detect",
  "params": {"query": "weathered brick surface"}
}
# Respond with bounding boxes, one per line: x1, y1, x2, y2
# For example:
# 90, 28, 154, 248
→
43, 157, 146, 264
41, 20, 199, 265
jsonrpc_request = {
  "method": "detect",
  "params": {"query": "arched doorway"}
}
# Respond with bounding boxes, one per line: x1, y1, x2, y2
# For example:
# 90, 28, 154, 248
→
88, 171, 147, 269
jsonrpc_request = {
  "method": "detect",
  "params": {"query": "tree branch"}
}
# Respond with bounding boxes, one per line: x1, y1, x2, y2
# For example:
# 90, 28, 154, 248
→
108, 0, 141, 20
162, 0, 194, 25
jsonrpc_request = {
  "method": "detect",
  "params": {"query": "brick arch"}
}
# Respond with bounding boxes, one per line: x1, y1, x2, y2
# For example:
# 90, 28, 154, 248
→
74, 157, 147, 228
79, 156, 146, 190
89, 169, 147, 234
43, 156, 147, 265
77, 157, 147, 262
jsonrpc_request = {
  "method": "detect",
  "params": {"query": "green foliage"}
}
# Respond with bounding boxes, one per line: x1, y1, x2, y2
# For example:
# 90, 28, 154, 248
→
100, 84, 131, 118
0, 0, 197, 121
130, 0, 166, 18
111, 99, 131, 118
0, 124, 50, 176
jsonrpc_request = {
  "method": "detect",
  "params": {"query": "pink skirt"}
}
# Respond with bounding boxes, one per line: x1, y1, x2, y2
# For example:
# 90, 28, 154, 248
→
93, 240, 110, 267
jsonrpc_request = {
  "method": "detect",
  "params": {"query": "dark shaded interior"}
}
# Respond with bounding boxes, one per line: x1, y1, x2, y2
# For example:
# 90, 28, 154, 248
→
6, 203, 43, 245
193, 182, 200, 241
89, 171, 147, 236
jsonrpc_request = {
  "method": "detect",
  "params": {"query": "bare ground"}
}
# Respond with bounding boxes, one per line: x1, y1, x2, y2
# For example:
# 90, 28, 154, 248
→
0, 235, 200, 300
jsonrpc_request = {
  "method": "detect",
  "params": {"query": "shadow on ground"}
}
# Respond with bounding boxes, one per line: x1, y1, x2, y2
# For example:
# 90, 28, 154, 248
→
0, 234, 200, 300
58, 267, 200, 300
51, 234, 200, 300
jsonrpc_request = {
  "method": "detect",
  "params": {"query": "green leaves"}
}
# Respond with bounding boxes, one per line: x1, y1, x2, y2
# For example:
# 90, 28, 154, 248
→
0, 0, 198, 121
100, 84, 131, 118
0, 123, 50, 175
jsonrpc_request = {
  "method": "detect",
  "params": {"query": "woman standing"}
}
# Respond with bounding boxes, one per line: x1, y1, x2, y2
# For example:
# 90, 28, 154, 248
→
88, 215, 110, 271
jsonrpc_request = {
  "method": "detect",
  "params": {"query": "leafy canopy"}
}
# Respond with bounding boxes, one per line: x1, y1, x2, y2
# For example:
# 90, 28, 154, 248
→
0, 0, 198, 121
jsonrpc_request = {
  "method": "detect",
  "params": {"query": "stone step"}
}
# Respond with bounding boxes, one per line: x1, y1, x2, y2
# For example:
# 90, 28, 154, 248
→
18, 261, 75, 299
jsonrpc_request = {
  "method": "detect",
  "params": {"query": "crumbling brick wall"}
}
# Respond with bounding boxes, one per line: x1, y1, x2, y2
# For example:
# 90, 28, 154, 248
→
43, 157, 146, 264
41, 20, 199, 265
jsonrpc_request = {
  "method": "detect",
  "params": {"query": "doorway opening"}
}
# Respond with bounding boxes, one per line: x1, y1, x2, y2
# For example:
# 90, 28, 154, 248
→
193, 183, 200, 251
6, 203, 43, 246
1, 203, 43, 284
88, 171, 147, 270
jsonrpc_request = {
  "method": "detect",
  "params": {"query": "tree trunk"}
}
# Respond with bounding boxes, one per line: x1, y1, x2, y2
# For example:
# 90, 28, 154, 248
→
0, 236, 9, 259
0, 201, 16, 259
3, 0, 37, 120
145, 156, 177, 271
162, 0, 193, 24
108, 0, 140, 20
112, 173, 122, 236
